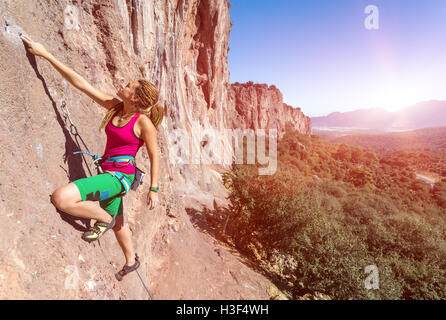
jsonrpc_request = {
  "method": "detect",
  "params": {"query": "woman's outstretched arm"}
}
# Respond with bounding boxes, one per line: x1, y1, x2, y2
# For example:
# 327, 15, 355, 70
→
21, 35, 119, 110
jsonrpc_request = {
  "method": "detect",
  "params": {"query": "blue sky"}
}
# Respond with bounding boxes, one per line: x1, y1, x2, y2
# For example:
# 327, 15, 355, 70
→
228, 0, 446, 117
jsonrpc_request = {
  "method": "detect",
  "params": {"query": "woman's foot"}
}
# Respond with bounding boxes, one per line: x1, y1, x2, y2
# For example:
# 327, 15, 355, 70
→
115, 253, 140, 281
81, 216, 116, 243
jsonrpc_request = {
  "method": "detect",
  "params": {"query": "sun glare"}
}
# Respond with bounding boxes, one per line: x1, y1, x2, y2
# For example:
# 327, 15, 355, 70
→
366, 81, 431, 113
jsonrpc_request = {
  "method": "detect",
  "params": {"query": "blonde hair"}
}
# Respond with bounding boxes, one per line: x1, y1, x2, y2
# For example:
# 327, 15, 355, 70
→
99, 80, 164, 132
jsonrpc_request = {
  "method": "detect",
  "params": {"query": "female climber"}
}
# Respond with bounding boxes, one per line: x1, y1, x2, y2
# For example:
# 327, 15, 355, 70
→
21, 35, 163, 280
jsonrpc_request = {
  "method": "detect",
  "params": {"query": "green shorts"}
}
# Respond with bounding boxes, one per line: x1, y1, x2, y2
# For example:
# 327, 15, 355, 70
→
72, 172, 135, 217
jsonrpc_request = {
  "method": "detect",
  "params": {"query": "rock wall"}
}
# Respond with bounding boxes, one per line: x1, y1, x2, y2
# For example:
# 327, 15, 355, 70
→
0, 0, 310, 299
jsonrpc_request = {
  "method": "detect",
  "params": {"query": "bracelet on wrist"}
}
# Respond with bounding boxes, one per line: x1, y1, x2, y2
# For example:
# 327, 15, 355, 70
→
149, 186, 159, 192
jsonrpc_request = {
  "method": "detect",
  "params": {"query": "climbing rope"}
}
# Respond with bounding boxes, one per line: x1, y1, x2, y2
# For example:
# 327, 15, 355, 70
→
60, 100, 154, 300
136, 269, 154, 300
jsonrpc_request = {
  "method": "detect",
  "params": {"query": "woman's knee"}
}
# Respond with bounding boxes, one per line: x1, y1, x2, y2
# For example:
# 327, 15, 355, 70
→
50, 187, 62, 208
51, 183, 82, 211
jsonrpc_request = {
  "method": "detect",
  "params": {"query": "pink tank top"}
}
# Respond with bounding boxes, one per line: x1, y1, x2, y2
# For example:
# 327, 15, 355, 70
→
100, 110, 145, 175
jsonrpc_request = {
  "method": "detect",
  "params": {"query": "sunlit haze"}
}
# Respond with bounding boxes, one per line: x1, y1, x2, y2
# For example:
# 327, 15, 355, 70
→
228, 0, 446, 117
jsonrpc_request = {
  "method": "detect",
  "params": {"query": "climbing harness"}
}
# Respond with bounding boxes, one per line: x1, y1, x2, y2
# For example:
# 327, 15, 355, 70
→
72, 151, 145, 196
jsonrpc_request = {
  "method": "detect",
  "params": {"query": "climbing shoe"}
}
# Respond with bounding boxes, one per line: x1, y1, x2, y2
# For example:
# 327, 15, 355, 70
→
115, 253, 140, 281
81, 217, 116, 243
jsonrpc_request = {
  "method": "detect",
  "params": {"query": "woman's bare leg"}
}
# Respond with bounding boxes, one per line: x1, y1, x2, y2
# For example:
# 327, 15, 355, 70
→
51, 183, 113, 224
52, 183, 134, 263
113, 215, 136, 266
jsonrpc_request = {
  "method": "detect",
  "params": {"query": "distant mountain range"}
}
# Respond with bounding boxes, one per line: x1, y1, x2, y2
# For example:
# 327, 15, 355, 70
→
330, 126, 446, 150
311, 100, 446, 131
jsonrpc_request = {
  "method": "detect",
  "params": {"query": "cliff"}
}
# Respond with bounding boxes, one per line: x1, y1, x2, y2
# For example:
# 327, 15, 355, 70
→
0, 0, 310, 299
229, 82, 312, 137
